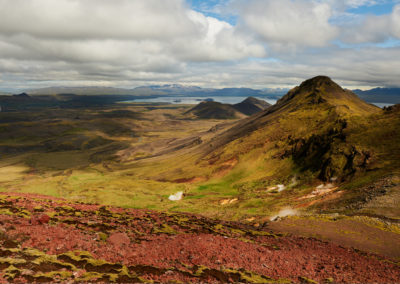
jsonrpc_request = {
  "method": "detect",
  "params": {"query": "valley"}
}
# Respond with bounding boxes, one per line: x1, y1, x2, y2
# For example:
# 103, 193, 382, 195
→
0, 76, 399, 282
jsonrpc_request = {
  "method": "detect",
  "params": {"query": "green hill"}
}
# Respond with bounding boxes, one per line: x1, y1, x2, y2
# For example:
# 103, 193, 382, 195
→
154, 76, 399, 218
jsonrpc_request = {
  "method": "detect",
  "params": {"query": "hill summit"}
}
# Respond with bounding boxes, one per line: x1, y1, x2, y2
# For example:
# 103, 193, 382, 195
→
275, 75, 378, 115
185, 97, 271, 119
233, 97, 271, 115
194, 76, 387, 184
185, 101, 245, 119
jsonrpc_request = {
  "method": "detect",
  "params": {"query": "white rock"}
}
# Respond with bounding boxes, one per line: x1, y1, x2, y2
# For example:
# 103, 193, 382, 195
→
316, 183, 334, 190
270, 208, 298, 221
168, 191, 183, 201
277, 184, 286, 192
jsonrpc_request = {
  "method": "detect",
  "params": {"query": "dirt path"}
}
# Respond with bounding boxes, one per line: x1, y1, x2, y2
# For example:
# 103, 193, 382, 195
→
269, 215, 400, 260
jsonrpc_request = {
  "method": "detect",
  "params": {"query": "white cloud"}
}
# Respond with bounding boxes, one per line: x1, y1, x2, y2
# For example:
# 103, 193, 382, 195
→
174, 11, 266, 61
0, 0, 265, 87
234, 0, 338, 47
340, 4, 400, 43
0, 0, 199, 40
391, 5, 400, 37
0, 0, 399, 90
343, 0, 379, 8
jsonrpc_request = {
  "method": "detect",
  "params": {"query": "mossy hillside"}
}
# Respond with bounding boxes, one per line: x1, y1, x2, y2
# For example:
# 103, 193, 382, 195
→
0, 244, 290, 283
0, 77, 399, 223
0, 193, 292, 283
0, 108, 396, 222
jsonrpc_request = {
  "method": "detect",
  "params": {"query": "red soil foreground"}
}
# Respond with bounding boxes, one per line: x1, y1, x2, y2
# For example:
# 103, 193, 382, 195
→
0, 192, 399, 283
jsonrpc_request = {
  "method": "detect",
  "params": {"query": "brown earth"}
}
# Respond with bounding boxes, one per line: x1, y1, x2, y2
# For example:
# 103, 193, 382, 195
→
0, 192, 399, 283
269, 215, 400, 261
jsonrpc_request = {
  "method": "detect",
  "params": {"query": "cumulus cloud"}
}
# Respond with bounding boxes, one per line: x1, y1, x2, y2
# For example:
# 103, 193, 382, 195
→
0, 0, 399, 90
234, 0, 338, 47
174, 11, 266, 61
341, 4, 400, 43
0, 0, 266, 90
0, 0, 199, 40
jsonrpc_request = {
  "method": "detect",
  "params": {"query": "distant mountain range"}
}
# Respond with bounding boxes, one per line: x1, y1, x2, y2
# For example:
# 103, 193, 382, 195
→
26, 86, 140, 96
24, 84, 288, 100
1, 84, 398, 104
353, 88, 400, 104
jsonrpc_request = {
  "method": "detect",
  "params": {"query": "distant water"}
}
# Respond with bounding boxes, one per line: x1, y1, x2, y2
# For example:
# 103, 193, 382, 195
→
123, 96, 393, 109
371, 102, 394, 108
123, 96, 277, 105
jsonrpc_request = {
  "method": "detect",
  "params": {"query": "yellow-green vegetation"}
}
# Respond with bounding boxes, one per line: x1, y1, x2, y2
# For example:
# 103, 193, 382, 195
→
278, 214, 400, 235
298, 276, 318, 284
152, 224, 178, 235
0, 246, 143, 282
354, 216, 400, 234
0, 77, 399, 224
193, 265, 290, 283
0, 244, 284, 283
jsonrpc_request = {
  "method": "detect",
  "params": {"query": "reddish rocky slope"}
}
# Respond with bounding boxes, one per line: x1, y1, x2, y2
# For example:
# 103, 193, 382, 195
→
0, 193, 399, 283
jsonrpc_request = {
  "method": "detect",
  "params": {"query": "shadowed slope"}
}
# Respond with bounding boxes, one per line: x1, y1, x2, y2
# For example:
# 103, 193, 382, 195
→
232, 97, 271, 115
199, 76, 379, 155
185, 76, 389, 184
185, 101, 245, 119
276, 76, 379, 115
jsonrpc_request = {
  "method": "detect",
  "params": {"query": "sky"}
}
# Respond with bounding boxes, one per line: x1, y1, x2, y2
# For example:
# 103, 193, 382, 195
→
0, 0, 400, 92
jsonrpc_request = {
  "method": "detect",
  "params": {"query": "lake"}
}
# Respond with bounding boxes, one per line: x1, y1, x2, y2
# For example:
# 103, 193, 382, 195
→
123, 96, 277, 105
123, 96, 393, 108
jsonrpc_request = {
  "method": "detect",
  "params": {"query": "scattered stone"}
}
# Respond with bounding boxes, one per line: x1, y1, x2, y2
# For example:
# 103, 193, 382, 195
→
30, 214, 50, 225
270, 208, 298, 221
38, 214, 50, 224
316, 183, 334, 190
169, 191, 183, 201
277, 185, 286, 192
220, 198, 238, 205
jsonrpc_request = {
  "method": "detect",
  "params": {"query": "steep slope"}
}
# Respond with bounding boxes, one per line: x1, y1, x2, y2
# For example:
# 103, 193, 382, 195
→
232, 96, 271, 115
155, 75, 398, 219
201, 76, 379, 149
128, 78, 398, 218
185, 101, 245, 119
275, 76, 379, 115
166, 76, 398, 194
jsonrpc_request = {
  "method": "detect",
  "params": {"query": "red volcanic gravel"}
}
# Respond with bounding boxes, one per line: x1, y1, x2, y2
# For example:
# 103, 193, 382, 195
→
30, 213, 50, 225
108, 232, 130, 248
0, 193, 399, 283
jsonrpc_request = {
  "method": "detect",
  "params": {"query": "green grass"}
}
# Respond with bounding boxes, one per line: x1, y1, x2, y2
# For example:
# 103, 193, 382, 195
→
0, 98, 398, 222
185, 194, 206, 199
